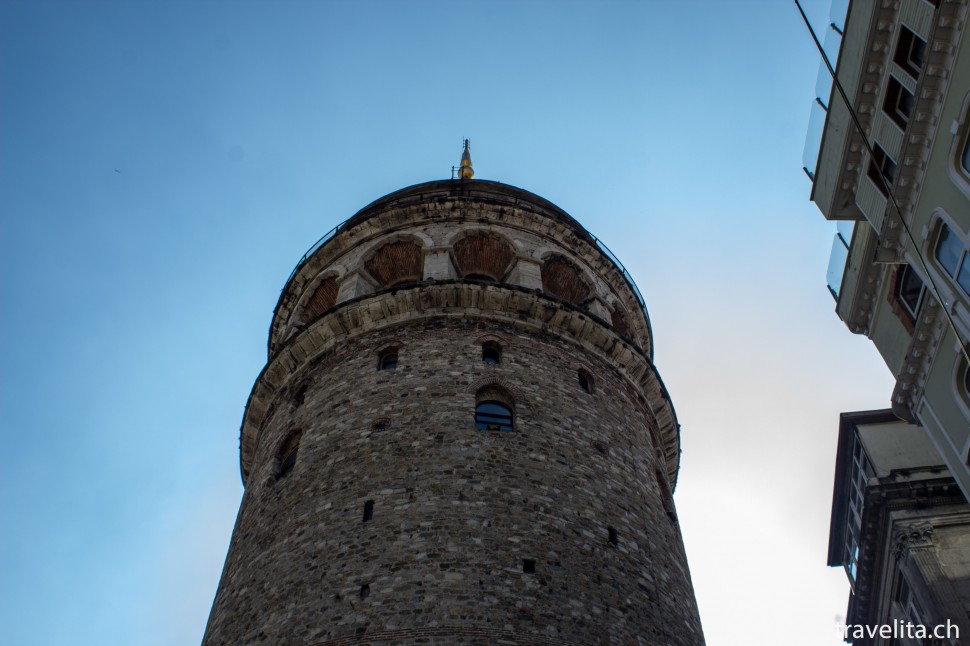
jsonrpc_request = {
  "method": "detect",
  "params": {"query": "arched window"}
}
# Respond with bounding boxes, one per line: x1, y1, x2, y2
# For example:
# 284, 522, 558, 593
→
378, 348, 398, 371
475, 401, 513, 432
482, 341, 502, 364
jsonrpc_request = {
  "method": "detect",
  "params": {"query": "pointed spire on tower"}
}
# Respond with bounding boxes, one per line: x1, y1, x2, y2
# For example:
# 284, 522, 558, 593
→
458, 139, 474, 179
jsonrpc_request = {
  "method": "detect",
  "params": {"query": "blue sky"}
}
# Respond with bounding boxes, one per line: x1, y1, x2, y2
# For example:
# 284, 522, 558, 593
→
0, 1, 895, 644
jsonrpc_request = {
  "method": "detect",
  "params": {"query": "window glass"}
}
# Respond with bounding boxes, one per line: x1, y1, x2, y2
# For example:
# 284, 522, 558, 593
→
883, 77, 914, 129
894, 26, 926, 78
378, 350, 398, 371
898, 265, 924, 318
867, 144, 896, 195
962, 137, 970, 174
475, 401, 513, 432
482, 343, 501, 364
936, 224, 962, 277
958, 256, 970, 296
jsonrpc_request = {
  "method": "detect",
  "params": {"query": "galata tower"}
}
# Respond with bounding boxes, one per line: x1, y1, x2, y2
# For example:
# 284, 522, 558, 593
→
203, 143, 705, 645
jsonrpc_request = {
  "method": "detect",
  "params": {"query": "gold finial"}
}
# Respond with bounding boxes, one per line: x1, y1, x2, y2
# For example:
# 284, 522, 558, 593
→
458, 138, 474, 179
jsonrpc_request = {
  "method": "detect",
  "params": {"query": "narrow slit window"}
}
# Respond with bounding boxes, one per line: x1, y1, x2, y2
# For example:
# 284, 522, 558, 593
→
362, 500, 374, 523
578, 370, 593, 393
608, 526, 618, 546
522, 559, 536, 574
278, 447, 298, 478
359, 584, 369, 598
276, 432, 302, 480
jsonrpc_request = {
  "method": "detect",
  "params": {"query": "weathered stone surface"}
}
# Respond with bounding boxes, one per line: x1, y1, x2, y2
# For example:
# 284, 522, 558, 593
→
204, 180, 704, 645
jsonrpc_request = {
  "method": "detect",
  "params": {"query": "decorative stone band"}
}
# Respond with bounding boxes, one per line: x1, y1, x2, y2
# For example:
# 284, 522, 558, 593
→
239, 281, 680, 488
891, 296, 946, 420
892, 522, 936, 561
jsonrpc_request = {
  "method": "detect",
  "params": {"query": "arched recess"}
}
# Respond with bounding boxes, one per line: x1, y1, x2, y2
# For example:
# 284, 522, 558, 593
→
452, 231, 516, 281
364, 239, 423, 288
610, 305, 631, 337
540, 254, 591, 305
296, 275, 339, 326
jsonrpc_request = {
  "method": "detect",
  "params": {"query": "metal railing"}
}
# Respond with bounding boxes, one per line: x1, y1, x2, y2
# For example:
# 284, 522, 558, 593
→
801, 0, 849, 182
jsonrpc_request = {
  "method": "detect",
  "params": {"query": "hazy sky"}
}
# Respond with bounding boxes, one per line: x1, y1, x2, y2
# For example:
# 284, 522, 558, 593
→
0, 1, 896, 644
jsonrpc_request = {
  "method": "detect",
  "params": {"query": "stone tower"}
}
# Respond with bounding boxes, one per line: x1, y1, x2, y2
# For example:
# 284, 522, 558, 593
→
203, 154, 705, 645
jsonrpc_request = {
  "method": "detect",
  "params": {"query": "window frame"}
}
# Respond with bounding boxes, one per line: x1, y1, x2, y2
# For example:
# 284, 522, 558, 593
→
475, 400, 514, 433
377, 348, 398, 371
893, 25, 927, 79
883, 76, 915, 130
895, 264, 926, 322
275, 431, 303, 481
921, 211, 970, 344
843, 435, 873, 587
867, 143, 897, 196
482, 342, 502, 364
934, 221, 970, 298
948, 91, 970, 200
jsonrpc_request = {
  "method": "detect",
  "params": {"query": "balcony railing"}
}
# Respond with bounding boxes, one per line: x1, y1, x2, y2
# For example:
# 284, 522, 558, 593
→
827, 220, 855, 300
802, 0, 850, 181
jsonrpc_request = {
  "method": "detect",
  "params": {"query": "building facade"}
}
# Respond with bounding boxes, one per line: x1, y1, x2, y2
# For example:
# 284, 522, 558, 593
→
827, 410, 970, 644
202, 168, 705, 644
805, 0, 970, 501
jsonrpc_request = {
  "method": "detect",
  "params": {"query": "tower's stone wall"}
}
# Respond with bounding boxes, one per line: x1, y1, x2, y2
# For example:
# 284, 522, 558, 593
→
204, 180, 705, 645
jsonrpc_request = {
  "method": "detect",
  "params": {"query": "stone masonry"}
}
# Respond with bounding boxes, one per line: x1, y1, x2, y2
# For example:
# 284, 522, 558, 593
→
202, 179, 706, 645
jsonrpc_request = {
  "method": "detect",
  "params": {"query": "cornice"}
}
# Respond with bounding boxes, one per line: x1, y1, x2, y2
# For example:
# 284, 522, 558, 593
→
239, 282, 680, 488
848, 475, 964, 627
891, 295, 946, 416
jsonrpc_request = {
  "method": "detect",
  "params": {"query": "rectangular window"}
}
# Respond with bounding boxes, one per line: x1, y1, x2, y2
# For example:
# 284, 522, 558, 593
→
844, 437, 872, 585
936, 222, 963, 278
867, 144, 897, 196
894, 26, 927, 79
897, 265, 925, 320
883, 77, 915, 129
896, 575, 928, 628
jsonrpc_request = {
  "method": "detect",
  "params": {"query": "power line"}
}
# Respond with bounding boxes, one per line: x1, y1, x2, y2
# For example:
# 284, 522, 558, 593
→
795, 0, 970, 373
